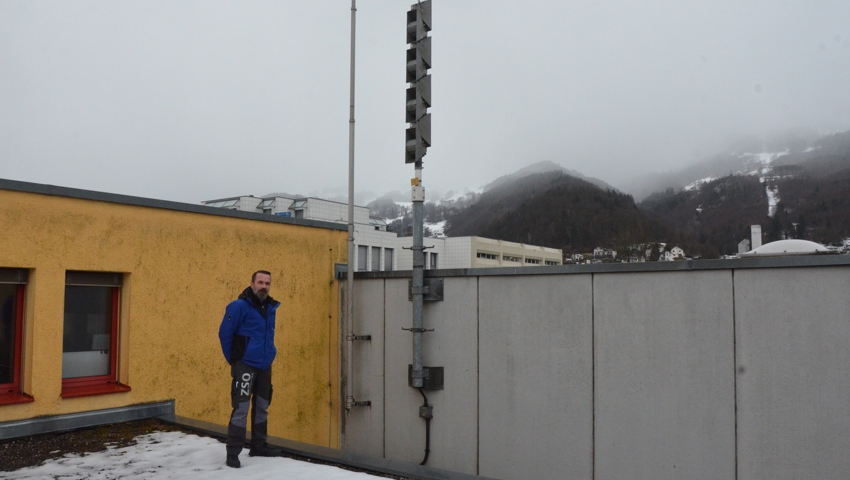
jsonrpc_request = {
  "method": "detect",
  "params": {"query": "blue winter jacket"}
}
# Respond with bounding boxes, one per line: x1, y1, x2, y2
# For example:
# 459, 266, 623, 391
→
218, 287, 281, 370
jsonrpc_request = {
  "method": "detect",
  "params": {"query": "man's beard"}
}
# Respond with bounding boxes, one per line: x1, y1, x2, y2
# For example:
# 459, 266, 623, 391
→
256, 290, 268, 301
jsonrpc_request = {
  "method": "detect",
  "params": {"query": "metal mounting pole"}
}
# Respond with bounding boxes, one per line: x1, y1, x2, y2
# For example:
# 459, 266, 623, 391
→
410, 166, 425, 388
345, 0, 357, 412
405, 1, 436, 465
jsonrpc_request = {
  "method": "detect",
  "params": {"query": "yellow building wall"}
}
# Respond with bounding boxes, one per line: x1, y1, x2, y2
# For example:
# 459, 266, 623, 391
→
0, 189, 346, 448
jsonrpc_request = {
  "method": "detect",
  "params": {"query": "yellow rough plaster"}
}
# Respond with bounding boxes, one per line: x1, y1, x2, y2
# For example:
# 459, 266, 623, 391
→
0, 189, 346, 449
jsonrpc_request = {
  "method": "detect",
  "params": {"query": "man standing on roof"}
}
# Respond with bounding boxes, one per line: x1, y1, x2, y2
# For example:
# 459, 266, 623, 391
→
218, 270, 283, 468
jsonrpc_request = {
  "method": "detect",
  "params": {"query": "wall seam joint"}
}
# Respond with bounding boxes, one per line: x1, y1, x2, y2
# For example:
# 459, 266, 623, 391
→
591, 273, 596, 480
732, 269, 739, 480
383, 278, 387, 460
476, 275, 481, 476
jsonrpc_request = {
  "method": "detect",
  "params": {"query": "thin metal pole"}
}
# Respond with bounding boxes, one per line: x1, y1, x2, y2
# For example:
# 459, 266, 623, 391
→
345, 0, 357, 413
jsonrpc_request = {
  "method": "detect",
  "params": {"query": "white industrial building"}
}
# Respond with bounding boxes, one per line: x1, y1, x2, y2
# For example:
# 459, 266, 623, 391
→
202, 195, 563, 271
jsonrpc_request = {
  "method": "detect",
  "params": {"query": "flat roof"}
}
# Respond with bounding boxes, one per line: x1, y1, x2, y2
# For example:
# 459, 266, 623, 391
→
0, 178, 347, 232
202, 194, 363, 209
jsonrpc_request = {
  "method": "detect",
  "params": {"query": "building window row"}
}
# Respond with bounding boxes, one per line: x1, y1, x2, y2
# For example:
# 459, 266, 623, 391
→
525, 258, 541, 265
427, 252, 438, 270
357, 246, 395, 272
1, 268, 130, 406
477, 252, 498, 260
502, 255, 521, 262
355, 247, 437, 271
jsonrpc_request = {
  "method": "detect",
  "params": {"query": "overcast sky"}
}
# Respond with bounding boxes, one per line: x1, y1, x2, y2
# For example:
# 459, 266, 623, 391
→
2, 1, 849, 204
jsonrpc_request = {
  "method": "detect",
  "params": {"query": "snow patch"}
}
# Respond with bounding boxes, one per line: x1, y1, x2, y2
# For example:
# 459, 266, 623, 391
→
742, 150, 789, 165
426, 220, 447, 237
738, 150, 789, 177
766, 185, 780, 217
1, 431, 386, 480
684, 176, 716, 191
439, 187, 483, 203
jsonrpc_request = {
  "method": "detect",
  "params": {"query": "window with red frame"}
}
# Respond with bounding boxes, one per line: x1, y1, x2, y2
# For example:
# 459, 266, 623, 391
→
61, 271, 129, 397
1, 268, 31, 405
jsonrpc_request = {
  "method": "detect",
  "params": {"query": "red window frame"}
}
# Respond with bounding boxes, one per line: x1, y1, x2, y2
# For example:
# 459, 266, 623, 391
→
61, 286, 130, 398
0, 284, 33, 405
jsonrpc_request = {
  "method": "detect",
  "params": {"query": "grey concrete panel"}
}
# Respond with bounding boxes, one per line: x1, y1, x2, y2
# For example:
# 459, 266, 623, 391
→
478, 274, 593, 480
382, 279, 421, 465
346, 279, 387, 458
419, 277, 480, 474
735, 267, 850, 480
594, 270, 736, 480
384, 277, 480, 474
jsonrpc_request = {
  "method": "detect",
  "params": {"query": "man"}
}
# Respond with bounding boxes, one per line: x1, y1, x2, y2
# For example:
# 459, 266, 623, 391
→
218, 270, 283, 468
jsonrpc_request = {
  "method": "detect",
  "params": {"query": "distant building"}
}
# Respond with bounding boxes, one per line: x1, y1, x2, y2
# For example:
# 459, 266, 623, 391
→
571, 253, 590, 264
737, 225, 763, 254
202, 195, 562, 271
751, 225, 762, 250
593, 247, 617, 259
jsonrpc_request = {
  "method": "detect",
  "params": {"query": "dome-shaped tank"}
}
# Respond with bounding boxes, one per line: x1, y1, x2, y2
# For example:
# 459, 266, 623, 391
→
738, 239, 829, 257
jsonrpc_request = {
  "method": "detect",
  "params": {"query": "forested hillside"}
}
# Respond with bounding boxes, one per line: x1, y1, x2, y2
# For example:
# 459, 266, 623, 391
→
369, 132, 850, 260
445, 171, 680, 255
640, 176, 771, 257
641, 135, 850, 255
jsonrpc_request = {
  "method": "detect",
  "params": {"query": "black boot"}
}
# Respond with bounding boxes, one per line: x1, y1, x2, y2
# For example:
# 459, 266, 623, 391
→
226, 454, 241, 468
249, 444, 283, 457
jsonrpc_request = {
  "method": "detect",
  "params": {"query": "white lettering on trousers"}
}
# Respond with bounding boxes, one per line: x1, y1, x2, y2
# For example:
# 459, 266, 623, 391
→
240, 372, 252, 396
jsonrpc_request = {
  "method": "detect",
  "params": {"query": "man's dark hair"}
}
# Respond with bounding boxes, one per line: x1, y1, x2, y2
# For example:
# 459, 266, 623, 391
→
252, 270, 272, 282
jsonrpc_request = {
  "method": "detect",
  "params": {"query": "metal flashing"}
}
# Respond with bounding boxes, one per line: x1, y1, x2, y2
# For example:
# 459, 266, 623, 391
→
0, 401, 175, 441
355, 254, 850, 279
170, 415, 498, 480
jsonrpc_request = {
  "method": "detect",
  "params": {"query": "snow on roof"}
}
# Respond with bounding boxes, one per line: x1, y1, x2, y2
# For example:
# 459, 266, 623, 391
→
738, 239, 829, 257
5, 430, 386, 479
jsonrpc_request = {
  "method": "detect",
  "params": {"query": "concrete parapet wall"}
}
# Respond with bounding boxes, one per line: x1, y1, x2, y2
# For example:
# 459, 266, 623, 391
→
346, 257, 850, 480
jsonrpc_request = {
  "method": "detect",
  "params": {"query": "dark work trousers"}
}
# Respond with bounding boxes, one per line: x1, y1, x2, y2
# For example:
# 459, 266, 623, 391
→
227, 361, 273, 455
